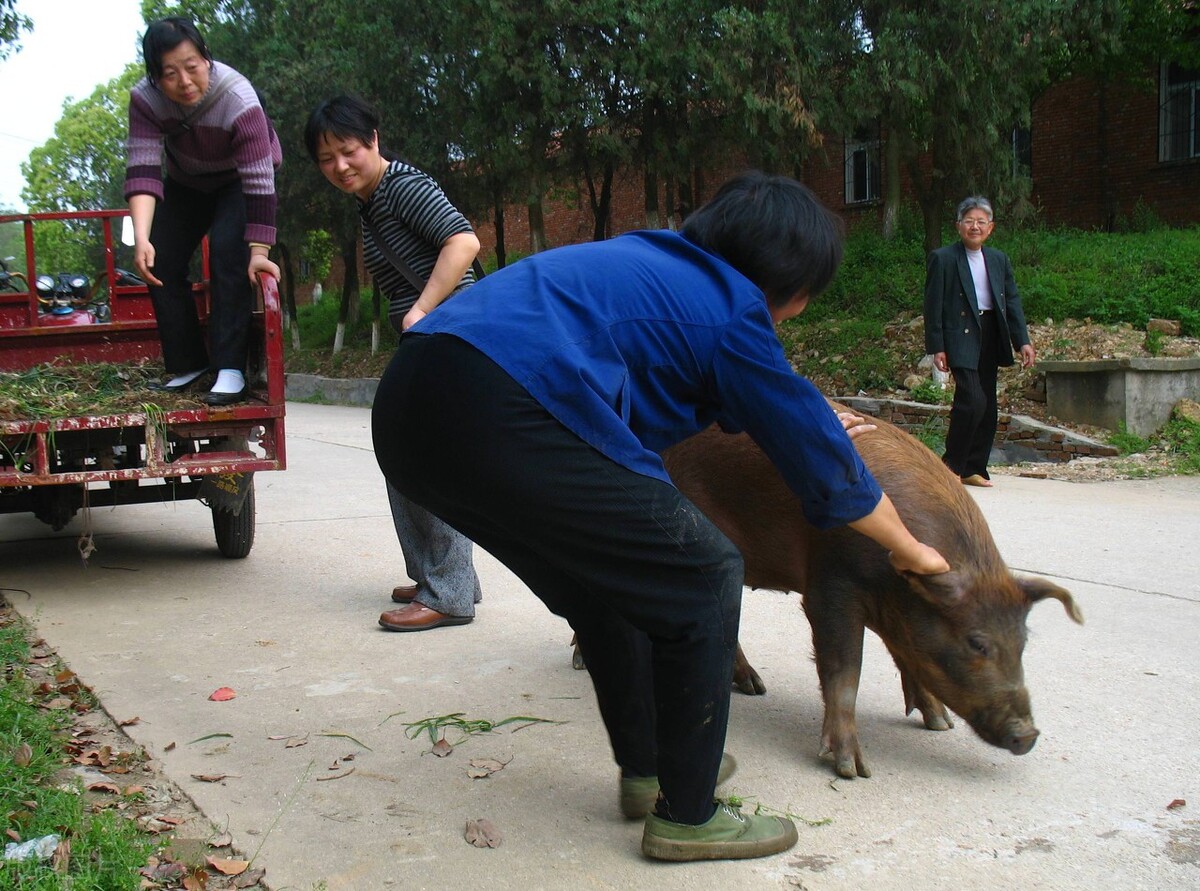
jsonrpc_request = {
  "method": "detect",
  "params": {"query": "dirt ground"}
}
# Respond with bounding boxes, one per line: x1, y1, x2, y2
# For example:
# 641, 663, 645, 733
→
798, 316, 1200, 483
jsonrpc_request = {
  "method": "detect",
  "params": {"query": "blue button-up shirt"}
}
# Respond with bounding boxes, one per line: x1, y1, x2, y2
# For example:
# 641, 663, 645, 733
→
413, 230, 881, 529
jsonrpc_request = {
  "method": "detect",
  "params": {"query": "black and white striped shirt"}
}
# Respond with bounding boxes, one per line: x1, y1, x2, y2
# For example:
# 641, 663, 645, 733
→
358, 160, 475, 320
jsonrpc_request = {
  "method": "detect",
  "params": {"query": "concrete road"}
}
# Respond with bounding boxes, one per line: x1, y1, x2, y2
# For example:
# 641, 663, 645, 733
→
2, 402, 1197, 890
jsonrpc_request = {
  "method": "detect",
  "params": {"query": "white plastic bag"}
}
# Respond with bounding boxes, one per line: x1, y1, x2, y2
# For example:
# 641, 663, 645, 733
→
4, 833, 59, 862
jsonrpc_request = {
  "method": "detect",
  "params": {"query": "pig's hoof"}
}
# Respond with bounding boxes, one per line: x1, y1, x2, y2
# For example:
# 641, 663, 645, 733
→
923, 714, 953, 731
732, 668, 767, 696
822, 743, 872, 778
571, 645, 586, 671
835, 756, 871, 779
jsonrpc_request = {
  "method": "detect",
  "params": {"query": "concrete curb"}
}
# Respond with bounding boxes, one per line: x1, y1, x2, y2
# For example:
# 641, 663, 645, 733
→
284, 376, 1114, 465
285, 373, 377, 407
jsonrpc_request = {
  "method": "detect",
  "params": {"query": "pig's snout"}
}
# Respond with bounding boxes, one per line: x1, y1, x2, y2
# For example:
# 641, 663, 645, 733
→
1004, 725, 1039, 755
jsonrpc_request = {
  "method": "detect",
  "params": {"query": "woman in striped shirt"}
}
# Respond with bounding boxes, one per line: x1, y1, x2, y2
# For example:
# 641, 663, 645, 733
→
305, 94, 483, 633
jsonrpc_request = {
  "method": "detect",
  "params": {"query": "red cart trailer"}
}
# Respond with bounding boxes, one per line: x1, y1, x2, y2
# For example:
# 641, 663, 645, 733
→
0, 209, 286, 557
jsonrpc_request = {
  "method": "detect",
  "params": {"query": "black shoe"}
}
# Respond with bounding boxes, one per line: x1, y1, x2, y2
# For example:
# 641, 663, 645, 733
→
202, 387, 248, 406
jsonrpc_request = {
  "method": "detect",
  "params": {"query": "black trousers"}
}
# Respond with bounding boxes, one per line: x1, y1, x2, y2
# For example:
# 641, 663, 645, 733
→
148, 177, 252, 374
944, 310, 1000, 478
373, 334, 743, 824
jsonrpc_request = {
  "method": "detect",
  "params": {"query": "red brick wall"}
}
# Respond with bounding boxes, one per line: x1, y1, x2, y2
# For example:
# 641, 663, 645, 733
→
1031, 70, 1200, 228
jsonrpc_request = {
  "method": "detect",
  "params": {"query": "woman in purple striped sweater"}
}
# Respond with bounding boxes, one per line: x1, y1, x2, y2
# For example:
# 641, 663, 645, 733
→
125, 17, 282, 405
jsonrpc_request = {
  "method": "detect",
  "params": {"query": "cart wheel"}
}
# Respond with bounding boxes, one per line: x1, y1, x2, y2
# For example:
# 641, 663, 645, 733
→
212, 480, 255, 558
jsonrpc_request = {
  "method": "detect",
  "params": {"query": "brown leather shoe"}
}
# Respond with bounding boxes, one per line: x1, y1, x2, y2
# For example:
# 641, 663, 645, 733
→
391, 584, 419, 603
378, 603, 473, 632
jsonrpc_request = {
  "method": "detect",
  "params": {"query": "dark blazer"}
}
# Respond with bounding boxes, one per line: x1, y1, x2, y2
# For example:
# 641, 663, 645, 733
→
923, 241, 1031, 370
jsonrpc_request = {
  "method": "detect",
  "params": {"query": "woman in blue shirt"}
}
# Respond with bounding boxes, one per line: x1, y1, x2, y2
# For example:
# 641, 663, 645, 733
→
373, 172, 948, 861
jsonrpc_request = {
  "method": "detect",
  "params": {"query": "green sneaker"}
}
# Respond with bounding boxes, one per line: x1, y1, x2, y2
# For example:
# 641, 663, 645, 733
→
619, 753, 738, 819
641, 801, 798, 862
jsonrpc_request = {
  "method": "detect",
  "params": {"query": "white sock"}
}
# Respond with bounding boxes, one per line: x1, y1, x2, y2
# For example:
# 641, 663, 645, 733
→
211, 369, 245, 394
167, 368, 207, 388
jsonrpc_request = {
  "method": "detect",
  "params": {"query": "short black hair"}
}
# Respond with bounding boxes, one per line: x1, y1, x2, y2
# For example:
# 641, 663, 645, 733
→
142, 17, 212, 87
681, 171, 844, 308
305, 95, 380, 162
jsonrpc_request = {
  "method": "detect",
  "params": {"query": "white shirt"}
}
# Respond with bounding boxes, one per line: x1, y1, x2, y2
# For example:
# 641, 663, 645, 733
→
966, 247, 992, 311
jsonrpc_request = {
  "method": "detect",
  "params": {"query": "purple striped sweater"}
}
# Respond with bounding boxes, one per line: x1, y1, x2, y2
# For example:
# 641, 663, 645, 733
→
124, 61, 282, 244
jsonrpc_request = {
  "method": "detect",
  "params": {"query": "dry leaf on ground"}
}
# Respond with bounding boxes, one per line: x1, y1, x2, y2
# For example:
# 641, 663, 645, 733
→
467, 757, 509, 779
465, 818, 503, 848
207, 855, 250, 876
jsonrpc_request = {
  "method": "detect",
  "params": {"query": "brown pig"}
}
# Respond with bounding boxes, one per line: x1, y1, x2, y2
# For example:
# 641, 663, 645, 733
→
660, 406, 1083, 779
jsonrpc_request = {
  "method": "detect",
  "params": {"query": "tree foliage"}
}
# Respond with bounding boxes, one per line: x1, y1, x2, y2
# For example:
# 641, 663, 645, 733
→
15, 0, 1199, 274
21, 66, 143, 214
0, 0, 31, 61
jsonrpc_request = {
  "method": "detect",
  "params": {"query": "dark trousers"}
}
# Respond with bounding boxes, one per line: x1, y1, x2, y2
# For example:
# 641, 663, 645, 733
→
373, 334, 743, 825
148, 178, 251, 374
944, 310, 1000, 478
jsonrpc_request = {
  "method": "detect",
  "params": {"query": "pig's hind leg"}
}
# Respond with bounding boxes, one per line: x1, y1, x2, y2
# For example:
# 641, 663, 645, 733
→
893, 655, 955, 732
803, 582, 872, 779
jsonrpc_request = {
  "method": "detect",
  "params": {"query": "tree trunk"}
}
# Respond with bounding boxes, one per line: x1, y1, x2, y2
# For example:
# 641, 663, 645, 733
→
676, 176, 694, 222
370, 277, 382, 354
335, 237, 359, 355
527, 193, 547, 254
492, 188, 507, 269
644, 167, 660, 230
587, 160, 615, 242
882, 129, 902, 242
275, 241, 300, 349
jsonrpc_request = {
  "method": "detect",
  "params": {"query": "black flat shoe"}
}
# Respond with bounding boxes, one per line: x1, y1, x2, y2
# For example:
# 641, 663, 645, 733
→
202, 387, 248, 406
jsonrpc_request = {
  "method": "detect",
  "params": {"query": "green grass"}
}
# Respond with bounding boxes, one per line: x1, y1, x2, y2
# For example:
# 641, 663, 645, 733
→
1158, 416, 1200, 473
806, 218, 1200, 336
0, 611, 152, 890
1108, 422, 1152, 456
1106, 415, 1200, 473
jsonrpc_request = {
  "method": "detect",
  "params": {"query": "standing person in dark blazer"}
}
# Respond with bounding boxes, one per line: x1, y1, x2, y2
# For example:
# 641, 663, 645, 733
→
924, 196, 1036, 487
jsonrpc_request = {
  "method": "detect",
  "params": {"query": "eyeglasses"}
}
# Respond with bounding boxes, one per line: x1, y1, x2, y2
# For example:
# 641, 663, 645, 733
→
957, 219, 993, 229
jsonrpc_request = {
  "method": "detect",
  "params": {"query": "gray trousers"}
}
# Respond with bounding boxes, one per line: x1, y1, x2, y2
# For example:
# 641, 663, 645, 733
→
386, 480, 482, 617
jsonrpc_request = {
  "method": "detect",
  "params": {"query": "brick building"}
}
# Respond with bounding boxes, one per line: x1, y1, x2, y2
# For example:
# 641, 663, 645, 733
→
309, 62, 1198, 298
492, 62, 1197, 252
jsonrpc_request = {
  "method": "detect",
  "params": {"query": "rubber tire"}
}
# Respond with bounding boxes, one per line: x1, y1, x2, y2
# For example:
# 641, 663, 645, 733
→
212, 480, 255, 558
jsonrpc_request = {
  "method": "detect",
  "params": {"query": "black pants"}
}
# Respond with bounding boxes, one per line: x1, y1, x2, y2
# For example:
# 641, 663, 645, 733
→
373, 334, 743, 824
944, 310, 1000, 478
148, 177, 252, 374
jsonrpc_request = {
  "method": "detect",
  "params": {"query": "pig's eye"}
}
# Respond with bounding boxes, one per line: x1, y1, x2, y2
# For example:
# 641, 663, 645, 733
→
967, 634, 990, 657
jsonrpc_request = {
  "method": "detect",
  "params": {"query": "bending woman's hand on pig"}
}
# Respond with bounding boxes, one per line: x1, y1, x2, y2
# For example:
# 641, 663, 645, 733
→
837, 411, 877, 440
847, 493, 950, 576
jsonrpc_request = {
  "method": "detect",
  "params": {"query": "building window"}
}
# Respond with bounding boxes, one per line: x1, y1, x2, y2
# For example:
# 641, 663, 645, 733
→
1160, 61, 1199, 162
844, 128, 880, 204
1012, 126, 1032, 178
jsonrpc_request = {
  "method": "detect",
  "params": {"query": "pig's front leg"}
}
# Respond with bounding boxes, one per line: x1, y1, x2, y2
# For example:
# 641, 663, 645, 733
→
806, 591, 871, 778
896, 660, 955, 731
732, 642, 766, 695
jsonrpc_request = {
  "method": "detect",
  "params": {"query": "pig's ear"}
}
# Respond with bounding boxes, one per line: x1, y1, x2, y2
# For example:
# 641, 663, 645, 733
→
903, 569, 967, 608
1018, 576, 1084, 625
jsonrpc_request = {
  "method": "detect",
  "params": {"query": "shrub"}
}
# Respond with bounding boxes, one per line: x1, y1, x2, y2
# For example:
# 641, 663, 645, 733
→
909, 379, 952, 405
1108, 423, 1151, 455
